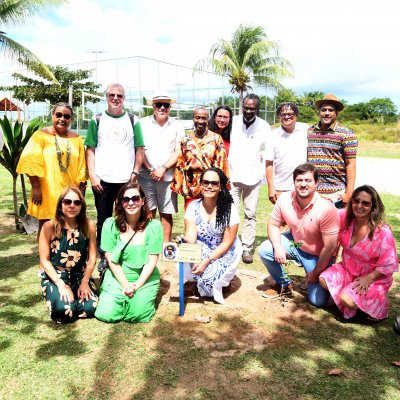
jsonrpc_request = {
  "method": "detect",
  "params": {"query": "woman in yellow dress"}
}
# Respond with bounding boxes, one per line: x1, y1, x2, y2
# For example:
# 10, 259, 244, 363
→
17, 103, 87, 237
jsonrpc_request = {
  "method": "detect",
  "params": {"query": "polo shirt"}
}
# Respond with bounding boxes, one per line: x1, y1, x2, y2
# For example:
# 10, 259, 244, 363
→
271, 191, 340, 255
265, 122, 308, 190
307, 122, 357, 193
85, 111, 144, 183
139, 115, 185, 181
229, 115, 271, 185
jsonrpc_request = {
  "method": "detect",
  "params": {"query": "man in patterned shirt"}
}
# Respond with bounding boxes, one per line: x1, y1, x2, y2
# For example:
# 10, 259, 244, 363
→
307, 94, 357, 207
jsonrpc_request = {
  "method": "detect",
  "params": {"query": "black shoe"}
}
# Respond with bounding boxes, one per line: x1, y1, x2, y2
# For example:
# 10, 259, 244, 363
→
97, 257, 108, 273
393, 314, 400, 334
242, 250, 253, 264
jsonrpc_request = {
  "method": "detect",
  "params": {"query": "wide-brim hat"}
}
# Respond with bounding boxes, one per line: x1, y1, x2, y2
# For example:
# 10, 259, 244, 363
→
147, 90, 176, 105
315, 94, 344, 112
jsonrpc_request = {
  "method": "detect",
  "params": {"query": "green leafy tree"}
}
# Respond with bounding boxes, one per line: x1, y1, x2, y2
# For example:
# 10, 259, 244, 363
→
0, 115, 41, 229
0, 0, 66, 82
194, 24, 293, 113
0, 63, 102, 107
364, 98, 398, 123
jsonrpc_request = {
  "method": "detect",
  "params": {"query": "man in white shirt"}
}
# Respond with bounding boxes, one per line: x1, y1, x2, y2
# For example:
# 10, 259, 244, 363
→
229, 94, 271, 263
265, 102, 308, 204
139, 91, 185, 241
85, 83, 144, 271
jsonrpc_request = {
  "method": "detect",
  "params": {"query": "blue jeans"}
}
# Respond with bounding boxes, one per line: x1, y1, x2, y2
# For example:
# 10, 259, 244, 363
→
258, 232, 332, 307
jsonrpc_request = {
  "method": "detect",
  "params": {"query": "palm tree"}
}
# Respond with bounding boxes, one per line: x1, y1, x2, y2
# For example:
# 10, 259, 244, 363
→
0, 0, 66, 82
194, 24, 293, 114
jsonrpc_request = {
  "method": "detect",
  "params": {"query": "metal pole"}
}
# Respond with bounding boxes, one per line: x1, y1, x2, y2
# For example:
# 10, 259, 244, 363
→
179, 262, 185, 316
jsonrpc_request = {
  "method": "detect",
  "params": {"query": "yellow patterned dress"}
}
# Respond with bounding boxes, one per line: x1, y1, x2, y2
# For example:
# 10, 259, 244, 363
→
17, 130, 87, 219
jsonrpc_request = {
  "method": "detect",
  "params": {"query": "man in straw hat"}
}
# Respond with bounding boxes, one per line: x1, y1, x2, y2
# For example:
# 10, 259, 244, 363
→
307, 94, 357, 207
139, 90, 185, 241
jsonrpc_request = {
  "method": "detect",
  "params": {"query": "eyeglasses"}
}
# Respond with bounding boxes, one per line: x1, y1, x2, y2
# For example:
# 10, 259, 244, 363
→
55, 112, 71, 120
279, 113, 295, 119
352, 198, 372, 207
122, 195, 142, 204
155, 102, 171, 109
200, 180, 220, 188
62, 199, 83, 206
216, 115, 229, 120
107, 93, 124, 99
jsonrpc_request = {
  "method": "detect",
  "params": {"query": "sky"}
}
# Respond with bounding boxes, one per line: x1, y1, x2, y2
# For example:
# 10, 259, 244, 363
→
1, 0, 400, 110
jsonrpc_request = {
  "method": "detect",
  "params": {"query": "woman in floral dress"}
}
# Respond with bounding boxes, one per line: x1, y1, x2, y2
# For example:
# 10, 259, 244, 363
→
182, 168, 242, 304
39, 186, 98, 323
320, 185, 398, 321
171, 107, 229, 209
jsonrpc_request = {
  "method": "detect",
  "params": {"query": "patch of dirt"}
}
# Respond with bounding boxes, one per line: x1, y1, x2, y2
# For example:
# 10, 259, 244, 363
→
0, 215, 17, 235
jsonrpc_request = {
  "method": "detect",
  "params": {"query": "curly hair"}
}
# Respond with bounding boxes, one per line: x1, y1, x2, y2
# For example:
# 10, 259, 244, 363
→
51, 102, 73, 117
54, 186, 89, 238
208, 106, 233, 142
114, 182, 152, 232
345, 185, 385, 239
200, 168, 233, 231
276, 102, 299, 116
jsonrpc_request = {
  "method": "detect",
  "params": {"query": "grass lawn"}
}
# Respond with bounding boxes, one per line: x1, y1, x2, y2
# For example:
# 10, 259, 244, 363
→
1, 144, 400, 399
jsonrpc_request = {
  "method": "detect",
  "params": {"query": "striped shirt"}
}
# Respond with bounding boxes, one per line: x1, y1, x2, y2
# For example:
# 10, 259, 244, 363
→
307, 122, 357, 193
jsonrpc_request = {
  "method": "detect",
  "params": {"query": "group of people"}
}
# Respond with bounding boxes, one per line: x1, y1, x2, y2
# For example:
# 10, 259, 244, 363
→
16, 82, 398, 326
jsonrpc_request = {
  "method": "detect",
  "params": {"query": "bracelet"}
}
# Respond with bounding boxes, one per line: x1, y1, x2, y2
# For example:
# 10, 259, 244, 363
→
148, 167, 155, 173
162, 164, 168, 171
54, 276, 61, 284
131, 171, 138, 176
207, 257, 215, 264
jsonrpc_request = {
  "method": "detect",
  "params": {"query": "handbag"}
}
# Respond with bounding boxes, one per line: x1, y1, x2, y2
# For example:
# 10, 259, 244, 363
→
99, 230, 137, 285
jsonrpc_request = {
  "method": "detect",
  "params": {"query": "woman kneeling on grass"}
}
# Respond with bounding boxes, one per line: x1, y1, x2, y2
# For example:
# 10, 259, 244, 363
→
319, 185, 398, 322
39, 186, 98, 323
95, 182, 163, 323
181, 168, 242, 304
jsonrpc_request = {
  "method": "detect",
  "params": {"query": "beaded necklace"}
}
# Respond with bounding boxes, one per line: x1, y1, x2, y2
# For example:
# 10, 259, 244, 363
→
55, 136, 71, 173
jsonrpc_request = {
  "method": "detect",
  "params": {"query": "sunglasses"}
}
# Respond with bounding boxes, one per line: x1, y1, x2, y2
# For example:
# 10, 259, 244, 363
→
155, 102, 171, 109
201, 180, 220, 188
62, 199, 83, 206
55, 112, 71, 120
108, 93, 124, 99
122, 195, 142, 204
352, 198, 372, 207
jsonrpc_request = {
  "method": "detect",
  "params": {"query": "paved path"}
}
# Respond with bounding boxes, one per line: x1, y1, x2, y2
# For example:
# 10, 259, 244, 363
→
356, 157, 400, 195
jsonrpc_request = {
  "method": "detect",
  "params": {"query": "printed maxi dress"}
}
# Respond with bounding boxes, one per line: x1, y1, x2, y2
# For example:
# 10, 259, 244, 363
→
183, 199, 242, 304
320, 210, 398, 320
40, 228, 98, 323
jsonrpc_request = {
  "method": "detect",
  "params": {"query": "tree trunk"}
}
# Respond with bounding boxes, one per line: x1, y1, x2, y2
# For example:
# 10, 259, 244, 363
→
239, 91, 244, 114
20, 174, 28, 208
12, 176, 19, 230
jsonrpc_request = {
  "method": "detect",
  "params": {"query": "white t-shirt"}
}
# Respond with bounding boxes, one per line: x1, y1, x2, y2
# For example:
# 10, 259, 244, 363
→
228, 115, 271, 185
94, 113, 139, 183
265, 122, 308, 190
139, 115, 185, 181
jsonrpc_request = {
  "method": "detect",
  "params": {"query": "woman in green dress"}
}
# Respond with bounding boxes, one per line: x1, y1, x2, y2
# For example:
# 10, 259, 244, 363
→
95, 182, 163, 323
39, 186, 98, 323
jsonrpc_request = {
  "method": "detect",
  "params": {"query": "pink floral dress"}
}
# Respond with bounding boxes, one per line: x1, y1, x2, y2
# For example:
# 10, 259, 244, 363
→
320, 210, 398, 320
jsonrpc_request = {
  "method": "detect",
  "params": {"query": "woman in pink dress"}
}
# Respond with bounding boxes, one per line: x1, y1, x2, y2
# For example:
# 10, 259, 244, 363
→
320, 185, 398, 321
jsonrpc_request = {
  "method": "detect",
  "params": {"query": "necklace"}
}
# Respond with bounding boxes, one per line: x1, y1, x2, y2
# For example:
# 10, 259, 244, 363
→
194, 128, 208, 139
55, 136, 71, 173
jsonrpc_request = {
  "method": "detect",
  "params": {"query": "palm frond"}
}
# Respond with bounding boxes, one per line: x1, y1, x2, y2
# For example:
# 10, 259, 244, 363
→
0, 32, 58, 82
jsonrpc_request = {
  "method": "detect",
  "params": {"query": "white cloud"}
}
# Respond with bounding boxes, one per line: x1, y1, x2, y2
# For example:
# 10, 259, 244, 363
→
2, 0, 400, 109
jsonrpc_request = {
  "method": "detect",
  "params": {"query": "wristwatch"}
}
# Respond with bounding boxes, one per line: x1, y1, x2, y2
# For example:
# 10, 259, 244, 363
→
148, 167, 155, 173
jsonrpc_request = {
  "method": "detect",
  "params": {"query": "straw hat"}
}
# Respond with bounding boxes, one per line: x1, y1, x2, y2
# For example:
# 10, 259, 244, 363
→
147, 90, 176, 105
315, 94, 344, 112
